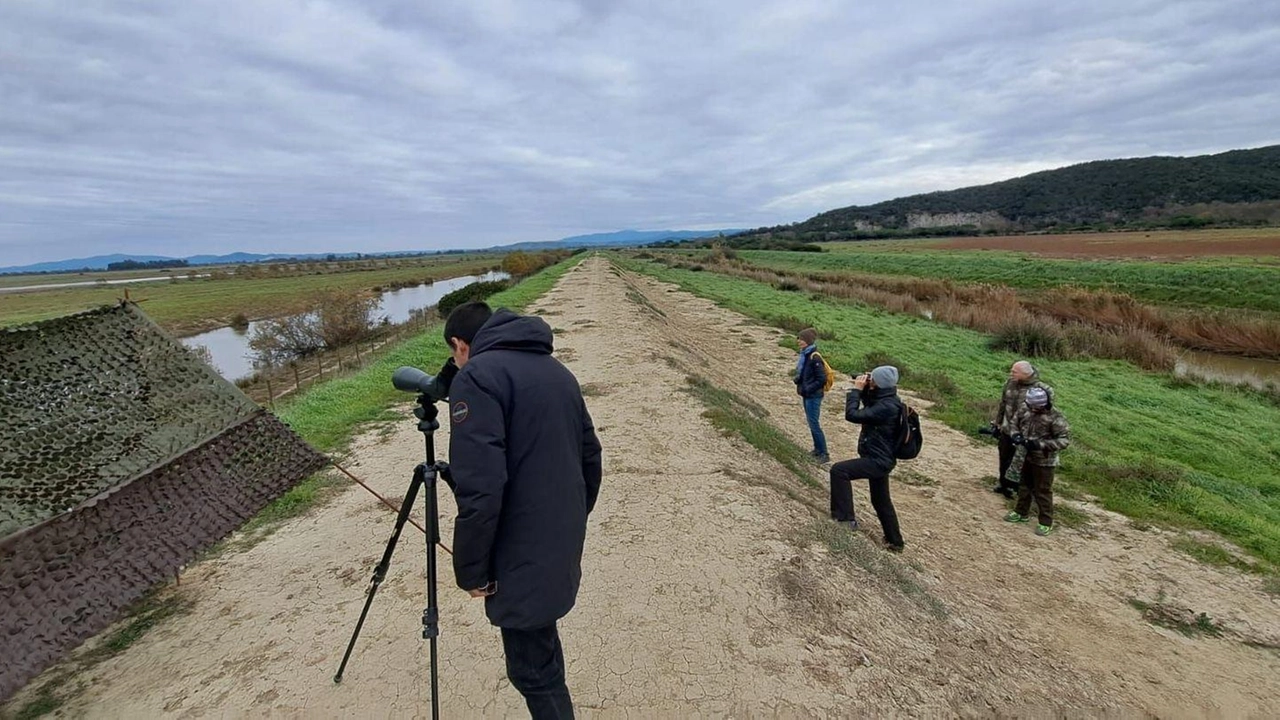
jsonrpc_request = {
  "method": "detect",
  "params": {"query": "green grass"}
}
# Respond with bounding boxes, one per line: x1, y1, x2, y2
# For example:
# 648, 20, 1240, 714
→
1170, 536, 1266, 574
1127, 597, 1224, 637
617, 257, 1280, 566
811, 520, 947, 618
12, 683, 66, 720
682, 374, 817, 491
728, 247, 1280, 313
1263, 576, 1280, 597
0, 255, 501, 335
83, 593, 193, 661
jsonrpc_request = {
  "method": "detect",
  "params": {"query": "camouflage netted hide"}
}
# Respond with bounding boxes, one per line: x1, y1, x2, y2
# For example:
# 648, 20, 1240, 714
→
1, 303, 325, 700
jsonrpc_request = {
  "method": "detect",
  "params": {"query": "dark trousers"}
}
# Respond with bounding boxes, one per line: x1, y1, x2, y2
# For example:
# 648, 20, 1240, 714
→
500, 624, 574, 720
1015, 464, 1055, 526
803, 396, 827, 456
997, 435, 1018, 490
829, 457, 903, 547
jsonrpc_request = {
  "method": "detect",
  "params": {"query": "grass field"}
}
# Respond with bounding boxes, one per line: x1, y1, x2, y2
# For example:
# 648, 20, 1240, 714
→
0, 267, 203, 289
723, 242, 1280, 313
929, 228, 1280, 258
618, 256, 1280, 568
0, 255, 501, 335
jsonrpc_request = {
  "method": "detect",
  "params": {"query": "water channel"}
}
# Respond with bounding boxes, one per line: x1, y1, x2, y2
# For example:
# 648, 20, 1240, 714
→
181, 271, 507, 381
1174, 350, 1280, 391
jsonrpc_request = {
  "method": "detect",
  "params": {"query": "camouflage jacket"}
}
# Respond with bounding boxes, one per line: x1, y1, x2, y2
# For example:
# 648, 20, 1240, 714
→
1012, 406, 1071, 467
995, 373, 1054, 435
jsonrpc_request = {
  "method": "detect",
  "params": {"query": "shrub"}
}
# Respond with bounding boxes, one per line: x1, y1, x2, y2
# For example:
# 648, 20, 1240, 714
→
436, 279, 511, 318
988, 317, 1068, 358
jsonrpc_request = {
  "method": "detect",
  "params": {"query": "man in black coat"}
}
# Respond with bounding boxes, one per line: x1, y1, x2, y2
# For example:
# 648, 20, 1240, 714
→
444, 301, 603, 719
828, 365, 905, 552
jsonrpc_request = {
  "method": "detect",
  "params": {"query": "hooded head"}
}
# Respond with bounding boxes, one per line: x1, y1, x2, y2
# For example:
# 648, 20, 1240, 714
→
466, 308, 554, 360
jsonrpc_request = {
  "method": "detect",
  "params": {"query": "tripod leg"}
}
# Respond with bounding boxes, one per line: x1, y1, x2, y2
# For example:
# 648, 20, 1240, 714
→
422, 465, 442, 719
334, 465, 426, 683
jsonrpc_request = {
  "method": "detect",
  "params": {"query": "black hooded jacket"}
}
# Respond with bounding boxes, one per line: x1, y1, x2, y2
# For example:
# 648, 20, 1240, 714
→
844, 386, 904, 468
447, 309, 603, 629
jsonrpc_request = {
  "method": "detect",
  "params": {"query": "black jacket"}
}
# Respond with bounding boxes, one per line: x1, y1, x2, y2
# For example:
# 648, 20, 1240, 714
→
447, 309, 603, 629
794, 346, 827, 399
844, 386, 903, 468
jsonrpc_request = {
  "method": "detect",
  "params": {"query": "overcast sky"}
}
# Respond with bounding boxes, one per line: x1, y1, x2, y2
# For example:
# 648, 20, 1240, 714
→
1, 0, 1278, 265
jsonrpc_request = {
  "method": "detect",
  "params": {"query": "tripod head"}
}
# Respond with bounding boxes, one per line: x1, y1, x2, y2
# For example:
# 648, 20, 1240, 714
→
414, 394, 441, 435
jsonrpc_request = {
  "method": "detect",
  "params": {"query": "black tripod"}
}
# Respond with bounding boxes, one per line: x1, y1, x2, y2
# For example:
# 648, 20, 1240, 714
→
334, 393, 452, 719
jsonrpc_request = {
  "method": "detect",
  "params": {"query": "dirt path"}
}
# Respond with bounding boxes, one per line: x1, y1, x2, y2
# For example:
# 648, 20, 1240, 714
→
9, 256, 1280, 717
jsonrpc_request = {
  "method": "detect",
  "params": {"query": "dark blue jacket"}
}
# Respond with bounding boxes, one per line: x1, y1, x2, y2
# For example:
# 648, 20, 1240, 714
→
447, 309, 603, 629
795, 346, 827, 399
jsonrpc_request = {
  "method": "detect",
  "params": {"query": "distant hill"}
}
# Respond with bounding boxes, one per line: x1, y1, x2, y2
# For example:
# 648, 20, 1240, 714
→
734, 144, 1280, 243
0, 229, 741, 275
3, 254, 175, 274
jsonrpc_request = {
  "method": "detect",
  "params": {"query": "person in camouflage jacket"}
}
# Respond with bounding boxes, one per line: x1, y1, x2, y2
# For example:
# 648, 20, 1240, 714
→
1003, 387, 1070, 536
990, 360, 1054, 498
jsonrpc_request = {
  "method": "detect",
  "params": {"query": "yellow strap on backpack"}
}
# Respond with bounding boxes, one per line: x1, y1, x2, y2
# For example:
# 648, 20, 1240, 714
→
812, 352, 836, 393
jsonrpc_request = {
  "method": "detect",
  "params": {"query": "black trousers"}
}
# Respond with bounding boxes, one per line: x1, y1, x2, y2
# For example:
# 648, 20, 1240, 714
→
500, 624, 574, 719
997, 434, 1018, 491
830, 457, 903, 547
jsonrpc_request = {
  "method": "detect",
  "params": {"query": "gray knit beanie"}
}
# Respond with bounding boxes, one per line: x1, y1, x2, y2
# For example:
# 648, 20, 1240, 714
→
870, 365, 899, 389
1025, 387, 1049, 408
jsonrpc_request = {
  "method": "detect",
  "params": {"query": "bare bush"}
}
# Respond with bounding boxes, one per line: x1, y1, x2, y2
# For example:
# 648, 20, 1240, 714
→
248, 289, 379, 365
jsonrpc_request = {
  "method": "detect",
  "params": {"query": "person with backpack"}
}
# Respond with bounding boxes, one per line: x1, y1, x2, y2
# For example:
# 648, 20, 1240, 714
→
793, 327, 832, 462
829, 365, 906, 553
1003, 386, 1070, 537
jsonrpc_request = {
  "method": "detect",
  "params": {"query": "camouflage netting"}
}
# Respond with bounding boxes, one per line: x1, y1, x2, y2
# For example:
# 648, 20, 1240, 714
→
0, 303, 326, 701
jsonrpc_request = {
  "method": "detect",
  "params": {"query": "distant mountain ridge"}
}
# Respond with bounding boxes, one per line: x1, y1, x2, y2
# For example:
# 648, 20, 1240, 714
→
738, 144, 1280, 242
0, 228, 740, 275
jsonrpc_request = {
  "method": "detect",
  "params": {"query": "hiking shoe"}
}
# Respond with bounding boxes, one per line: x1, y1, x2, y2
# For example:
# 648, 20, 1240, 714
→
883, 541, 905, 554
845, 519, 859, 531
1004, 511, 1028, 523
813, 453, 830, 463
1035, 524, 1055, 536
992, 485, 1014, 499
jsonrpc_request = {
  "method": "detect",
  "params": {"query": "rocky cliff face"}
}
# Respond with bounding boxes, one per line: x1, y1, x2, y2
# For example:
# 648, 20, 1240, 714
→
905, 211, 1010, 229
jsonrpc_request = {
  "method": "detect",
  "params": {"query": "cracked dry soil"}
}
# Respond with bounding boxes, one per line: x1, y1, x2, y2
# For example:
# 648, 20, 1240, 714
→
12, 256, 1280, 718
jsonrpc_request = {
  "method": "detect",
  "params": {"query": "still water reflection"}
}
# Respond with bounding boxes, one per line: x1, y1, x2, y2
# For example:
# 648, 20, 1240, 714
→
182, 272, 507, 381
1174, 350, 1280, 391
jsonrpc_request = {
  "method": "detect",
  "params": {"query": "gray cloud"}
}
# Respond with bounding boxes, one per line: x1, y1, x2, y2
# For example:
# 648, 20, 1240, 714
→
1, 0, 1278, 265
